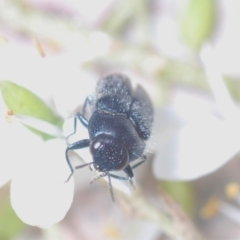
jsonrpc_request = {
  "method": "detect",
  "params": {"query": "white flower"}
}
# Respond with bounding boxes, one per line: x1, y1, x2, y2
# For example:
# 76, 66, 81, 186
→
0, 41, 92, 227
10, 139, 74, 228
0, 39, 98, 117
0, 97, 74, 227
0, 41, 133, 227
152, 44, 240, 181
3, 38, 239, 229
152, 102, 240, 180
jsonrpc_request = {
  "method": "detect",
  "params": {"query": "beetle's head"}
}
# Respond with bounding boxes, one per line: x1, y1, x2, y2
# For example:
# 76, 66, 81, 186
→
90, 135, 129, 172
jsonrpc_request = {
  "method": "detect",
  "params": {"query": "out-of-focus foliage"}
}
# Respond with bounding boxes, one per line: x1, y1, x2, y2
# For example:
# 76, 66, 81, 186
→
0, 189, 25, 240
161, 181, 195, 215
180, 0, 215, 50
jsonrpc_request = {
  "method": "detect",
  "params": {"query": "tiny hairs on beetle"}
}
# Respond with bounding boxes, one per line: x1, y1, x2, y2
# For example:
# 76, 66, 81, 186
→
65, 73, 154, 201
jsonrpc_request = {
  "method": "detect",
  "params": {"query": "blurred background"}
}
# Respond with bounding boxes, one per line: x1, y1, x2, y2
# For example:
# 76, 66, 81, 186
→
1, 0, 240, 239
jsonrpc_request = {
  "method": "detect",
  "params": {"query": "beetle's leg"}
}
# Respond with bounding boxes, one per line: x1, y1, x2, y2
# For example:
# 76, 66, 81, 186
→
123, 165, 135, 189
90, 172, 107, 184
107, 165, 135, 189
107, 172, 115, 202
82, 95, 94, 117
76, 112, 89, 128
131, 154, 146, 169
89, 172, 115, 202
123, 164, 134, 178
65, 139, 90, 181
108, 155, 147, 188
66, 115, 77, 141
108, 174, 131, 180
124, 156, 147, 189
66, 96, 92, 141
107, 164, 133, 181
89, 172, 131, 181
66, 112, 89, 142
108, 173, 135, 190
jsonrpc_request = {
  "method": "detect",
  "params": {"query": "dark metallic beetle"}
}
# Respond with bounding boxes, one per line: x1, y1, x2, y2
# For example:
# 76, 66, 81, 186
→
65, 74, 154, 200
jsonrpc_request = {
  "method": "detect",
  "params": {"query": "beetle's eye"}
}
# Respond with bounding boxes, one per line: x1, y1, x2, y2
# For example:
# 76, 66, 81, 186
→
90, 139, 103, 155
92, 142, 100, 151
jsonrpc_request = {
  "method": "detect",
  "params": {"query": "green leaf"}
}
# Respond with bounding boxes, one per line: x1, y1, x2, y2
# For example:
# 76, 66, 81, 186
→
180, 0, 215, 50
0, 81, 63, 139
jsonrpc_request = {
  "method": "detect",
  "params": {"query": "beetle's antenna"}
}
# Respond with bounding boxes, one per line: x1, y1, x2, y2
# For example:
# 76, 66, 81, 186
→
75, 162, 94, 170
107, 172, 115, 202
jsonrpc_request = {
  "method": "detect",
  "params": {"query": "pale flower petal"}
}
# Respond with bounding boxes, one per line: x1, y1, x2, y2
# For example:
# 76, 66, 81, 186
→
0, 96, 43, 187
152, 108, 240, 180
11, 139, 74, 227
0, 41, 98, 117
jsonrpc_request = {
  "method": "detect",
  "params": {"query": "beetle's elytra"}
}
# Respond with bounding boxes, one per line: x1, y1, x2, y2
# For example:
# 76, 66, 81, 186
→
65, 74, 154, 200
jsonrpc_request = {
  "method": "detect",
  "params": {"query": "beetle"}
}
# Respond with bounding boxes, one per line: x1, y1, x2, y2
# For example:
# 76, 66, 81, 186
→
65, 73, 154, 200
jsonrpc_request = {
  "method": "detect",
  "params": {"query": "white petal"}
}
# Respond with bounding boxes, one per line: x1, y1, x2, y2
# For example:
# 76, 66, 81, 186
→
51, 70, 97, 118
11, 139, 74, 227
201, 44, 240, 122
17, 115, 63, 138
0, 98, 43, 187
152, 109, 240, 180
0, 42, 97, 114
